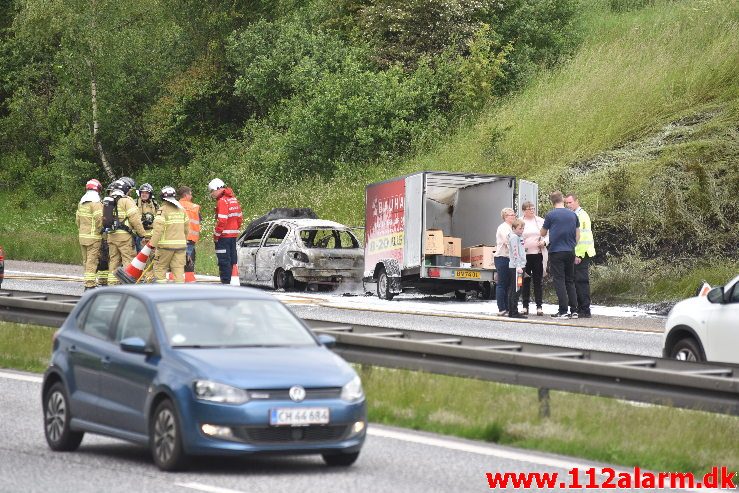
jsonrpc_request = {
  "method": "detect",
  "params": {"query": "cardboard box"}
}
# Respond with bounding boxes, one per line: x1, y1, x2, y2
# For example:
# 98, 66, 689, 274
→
424, 229, 445, 255
462, 245, 495, 269
443, 236, 461, 257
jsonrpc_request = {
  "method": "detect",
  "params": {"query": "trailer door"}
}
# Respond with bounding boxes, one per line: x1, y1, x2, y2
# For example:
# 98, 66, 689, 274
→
518, 180, 538, 216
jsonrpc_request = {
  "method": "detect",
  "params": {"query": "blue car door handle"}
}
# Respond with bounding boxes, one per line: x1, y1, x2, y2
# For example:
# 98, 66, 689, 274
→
101, 356, 111, 368
67, 345, 77, 353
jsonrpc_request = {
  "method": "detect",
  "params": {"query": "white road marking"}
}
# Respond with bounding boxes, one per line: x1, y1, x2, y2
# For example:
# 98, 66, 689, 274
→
176, 482, 247, 493
0, 370, 42, 383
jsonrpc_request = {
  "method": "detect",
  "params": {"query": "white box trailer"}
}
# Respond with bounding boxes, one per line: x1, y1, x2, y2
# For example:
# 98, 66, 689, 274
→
363, 171, 538, 300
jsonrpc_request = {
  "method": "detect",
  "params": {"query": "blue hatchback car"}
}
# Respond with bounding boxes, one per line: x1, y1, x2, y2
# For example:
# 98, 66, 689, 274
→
42, 285, 366, 470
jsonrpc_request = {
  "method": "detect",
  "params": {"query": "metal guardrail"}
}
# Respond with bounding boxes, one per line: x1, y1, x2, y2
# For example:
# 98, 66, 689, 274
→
2, 289, 738, 416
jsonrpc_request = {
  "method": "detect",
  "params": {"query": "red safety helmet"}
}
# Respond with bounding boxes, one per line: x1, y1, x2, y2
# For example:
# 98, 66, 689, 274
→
86, 179, 102, 193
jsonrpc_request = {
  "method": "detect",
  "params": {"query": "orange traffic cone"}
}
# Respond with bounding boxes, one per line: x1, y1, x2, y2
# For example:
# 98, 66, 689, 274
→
184, 271, 196, 283
115, 243, 153, 284
230, 264, 240, 286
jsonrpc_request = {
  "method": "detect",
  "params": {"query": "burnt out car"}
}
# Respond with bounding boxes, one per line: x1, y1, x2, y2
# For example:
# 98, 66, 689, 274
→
236, 219, 363, 290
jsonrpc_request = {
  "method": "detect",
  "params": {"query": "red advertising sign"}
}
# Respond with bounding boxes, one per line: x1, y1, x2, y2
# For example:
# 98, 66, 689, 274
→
365, 178, 405, 269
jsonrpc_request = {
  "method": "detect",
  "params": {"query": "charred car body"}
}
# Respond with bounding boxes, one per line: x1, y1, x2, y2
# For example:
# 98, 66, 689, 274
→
236, 219, 363, 290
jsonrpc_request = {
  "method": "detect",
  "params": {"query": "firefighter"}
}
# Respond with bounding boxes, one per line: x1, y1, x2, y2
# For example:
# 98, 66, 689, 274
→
136, 183, 159, 252
150, 186, 189, 283
76, 179, 103, 290
208, 178, 243, 284
178, 186, 201, 282
105, 178, 147, 285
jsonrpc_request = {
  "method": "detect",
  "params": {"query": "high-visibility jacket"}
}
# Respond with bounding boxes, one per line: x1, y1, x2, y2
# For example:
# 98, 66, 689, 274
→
180, 198, 201, 243
109, 196, 147, 238
150, 201, 189, 249
214, 188, 242, 240
76, 200, 103, 245
574, 207, 596, 258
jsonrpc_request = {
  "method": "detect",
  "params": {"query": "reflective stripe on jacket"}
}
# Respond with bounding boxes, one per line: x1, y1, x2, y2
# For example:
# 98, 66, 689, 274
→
76, 201, 103, 243
150, 202, 189, 249
214, 188, 242, 239
180, 198, 202, 242
575, 208, 596, 258
109, 196, 147, 237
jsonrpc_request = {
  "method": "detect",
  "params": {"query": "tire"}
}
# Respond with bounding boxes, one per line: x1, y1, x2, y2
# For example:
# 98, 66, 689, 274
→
479, 281, 495, 300
150, 400, 188, 471
376, 267, 395, 301
274, 268, 293, 290
322, 451, 360, 467
44, 382, 84, 451
454, 290, 468, 302
670, 337, 704, 362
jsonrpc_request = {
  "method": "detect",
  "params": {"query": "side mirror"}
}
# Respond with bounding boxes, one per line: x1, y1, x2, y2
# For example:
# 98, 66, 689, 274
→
317, 334, 336, 348
120, 336, 150, 354
706, 286, 724, 304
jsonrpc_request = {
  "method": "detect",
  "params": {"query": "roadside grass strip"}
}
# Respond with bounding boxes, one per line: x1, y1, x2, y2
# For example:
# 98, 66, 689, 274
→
1, 321, 736, 477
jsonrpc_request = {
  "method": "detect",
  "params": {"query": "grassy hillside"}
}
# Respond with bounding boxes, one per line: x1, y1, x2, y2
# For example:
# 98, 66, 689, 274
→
2, 0, 737, 300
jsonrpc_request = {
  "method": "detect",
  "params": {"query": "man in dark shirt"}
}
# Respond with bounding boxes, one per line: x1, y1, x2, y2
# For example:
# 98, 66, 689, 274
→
540, 191, 580, 319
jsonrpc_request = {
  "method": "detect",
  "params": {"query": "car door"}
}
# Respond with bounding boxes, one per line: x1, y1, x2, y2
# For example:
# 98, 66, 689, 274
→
256, 224, 289, 282
238, 223, 269, 283
707, 278, 739, 364
96, 295, 160, 434
66, 293, 123, 423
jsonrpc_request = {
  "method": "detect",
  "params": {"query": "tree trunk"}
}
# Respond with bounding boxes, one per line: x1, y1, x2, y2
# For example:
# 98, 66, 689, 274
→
89, 65, 115, 181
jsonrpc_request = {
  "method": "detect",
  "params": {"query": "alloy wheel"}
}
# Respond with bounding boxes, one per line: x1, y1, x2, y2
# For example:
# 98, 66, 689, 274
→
154, 408, 176, 465
45, 391, 66, 444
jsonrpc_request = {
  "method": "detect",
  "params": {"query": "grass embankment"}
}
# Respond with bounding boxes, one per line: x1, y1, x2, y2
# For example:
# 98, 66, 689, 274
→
1, 320, 736, 475
2, 0, 737, 301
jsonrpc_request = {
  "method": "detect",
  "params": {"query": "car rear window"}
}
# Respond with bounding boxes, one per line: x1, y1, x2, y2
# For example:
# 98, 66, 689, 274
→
156, 299, 317, 348
299, 229, 358, 249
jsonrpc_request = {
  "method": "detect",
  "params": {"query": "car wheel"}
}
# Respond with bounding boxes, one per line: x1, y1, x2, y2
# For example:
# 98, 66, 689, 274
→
376, 268, 394, 300
322, 451, 360, 467
670, 337, 704, 362
454, 290, 468, 301
150, 400, 188, 471
44, 382, 84, 451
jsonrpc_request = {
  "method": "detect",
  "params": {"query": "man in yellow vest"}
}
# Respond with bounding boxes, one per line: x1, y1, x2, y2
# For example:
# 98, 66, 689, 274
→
178, 186, 201, 282
150, 186, 189, 283
566, 193, 596, 318
106, 178, 147, 285
76, 179, 104, 290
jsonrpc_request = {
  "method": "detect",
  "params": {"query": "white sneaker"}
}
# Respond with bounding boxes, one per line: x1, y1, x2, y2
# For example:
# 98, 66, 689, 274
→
536, 308, 544, 316
570, 312, 579, 319
551, 312, 571, 319
521, 308, 529, 315
498, 310, 508, 316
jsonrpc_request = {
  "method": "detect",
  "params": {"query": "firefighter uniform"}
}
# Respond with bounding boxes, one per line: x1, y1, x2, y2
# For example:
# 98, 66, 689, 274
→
76, 193, 103, 289
137, 197, 158, 243
107, 195, 147, 285
150, 200, 189, 283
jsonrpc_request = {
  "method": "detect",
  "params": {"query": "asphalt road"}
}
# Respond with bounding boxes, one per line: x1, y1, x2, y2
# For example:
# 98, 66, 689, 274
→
2, 259, 666, 357
0, 370, 692, 493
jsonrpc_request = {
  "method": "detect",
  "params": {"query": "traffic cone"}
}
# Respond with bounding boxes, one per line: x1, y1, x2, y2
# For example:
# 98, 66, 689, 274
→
115, 243, 153, 284
184, 271, 196, 283
230, 264, 240, 286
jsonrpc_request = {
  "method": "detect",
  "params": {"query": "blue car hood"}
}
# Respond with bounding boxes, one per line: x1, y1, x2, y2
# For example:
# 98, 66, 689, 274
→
174, 346, 355, 389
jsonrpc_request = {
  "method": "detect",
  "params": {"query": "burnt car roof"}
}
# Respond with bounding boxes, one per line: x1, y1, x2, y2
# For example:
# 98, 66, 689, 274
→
271, 218, 354, 229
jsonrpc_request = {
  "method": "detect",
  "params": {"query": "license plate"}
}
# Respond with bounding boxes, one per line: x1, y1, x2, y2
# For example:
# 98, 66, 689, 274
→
270, 407, 330, 426
455, 270, 480, 279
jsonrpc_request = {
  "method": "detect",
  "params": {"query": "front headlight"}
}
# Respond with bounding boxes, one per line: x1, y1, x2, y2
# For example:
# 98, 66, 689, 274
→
193, 380, 249, 405
340, 375, 364, 402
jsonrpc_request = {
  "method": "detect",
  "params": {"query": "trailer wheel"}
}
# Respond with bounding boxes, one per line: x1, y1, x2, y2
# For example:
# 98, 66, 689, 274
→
454, 290, 468, 302
480, 281, 495, 300
376, 268, 395, 300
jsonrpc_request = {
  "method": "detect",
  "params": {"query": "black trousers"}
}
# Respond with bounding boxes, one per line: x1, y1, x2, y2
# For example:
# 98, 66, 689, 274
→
507, 268, 521, 315
215, 237, 237, 284
548, 251, 577, 315
522, 253, 544, 309
575, 256, 592, 314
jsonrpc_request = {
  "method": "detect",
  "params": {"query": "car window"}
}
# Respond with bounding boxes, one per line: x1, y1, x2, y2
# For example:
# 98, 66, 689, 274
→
115, 297, 154, 343
80, 293, 122, 341
731, 284, 739, 303
75, 298, 93, 327
242, 224, 268, 247
156, 299, 317, 348
299, 229, 358, 249
263, 225, 288, 247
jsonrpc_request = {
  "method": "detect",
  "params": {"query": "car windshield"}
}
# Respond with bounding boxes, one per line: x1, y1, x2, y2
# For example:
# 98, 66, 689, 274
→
299, 228, 358, 249
156, 299, 317, 348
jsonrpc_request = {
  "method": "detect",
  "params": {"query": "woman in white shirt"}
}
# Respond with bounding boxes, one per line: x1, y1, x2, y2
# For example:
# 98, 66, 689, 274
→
494, 207, 517, 315
520, 201, 548, 315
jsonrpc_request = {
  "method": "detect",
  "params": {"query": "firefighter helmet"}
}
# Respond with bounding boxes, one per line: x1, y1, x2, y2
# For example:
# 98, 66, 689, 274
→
139, 183, 153, 193
85, 179, 102, 193
109, 179, 130, 196
207, 178, 225, 191
120, 176, 136, 190
160, 186, 180, 207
